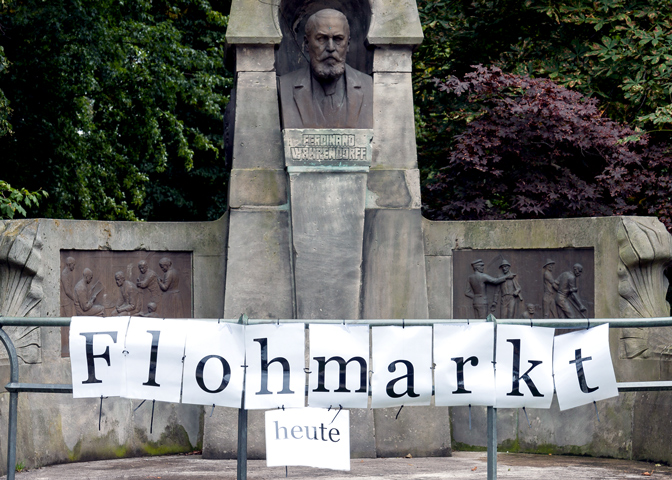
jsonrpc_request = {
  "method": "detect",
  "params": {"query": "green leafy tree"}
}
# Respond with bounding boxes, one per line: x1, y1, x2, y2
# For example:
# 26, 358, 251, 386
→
530, 0, 672, 133
0, 181, 47, 219
0, 0, 231, 221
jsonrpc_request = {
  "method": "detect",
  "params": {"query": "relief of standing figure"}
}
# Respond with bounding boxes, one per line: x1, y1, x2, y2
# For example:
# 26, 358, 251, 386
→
465, 259, 515, 319
491, 259, 524, 318
136, 260, 161, 314
554, 263, 587, 319
158, 257, 183, 316
61, 256, 77, 316
542, 259, 558, 319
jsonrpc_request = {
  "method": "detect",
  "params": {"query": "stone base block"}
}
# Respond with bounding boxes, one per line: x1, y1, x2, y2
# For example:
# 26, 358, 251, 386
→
374, 406, 451, 457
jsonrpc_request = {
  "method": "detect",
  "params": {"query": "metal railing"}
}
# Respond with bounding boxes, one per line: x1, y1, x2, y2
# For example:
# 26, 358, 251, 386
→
1, 315, 672, 480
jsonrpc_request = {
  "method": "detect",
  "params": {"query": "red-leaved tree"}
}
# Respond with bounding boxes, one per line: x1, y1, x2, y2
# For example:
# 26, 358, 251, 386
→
424, 66, 672, 232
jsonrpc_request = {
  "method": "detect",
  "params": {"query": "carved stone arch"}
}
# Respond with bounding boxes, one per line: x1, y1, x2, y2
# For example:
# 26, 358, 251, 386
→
0, 219, 43, 365
276, 0, 373, 76
618, 217, 672, 359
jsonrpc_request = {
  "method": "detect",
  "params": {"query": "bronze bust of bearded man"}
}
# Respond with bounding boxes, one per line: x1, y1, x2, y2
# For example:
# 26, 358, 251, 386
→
278, 9, 373, 129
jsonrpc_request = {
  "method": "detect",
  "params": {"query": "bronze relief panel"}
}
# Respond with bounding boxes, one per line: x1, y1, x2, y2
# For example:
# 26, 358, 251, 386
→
454, 249, 594, 320
60, 250, 192, 356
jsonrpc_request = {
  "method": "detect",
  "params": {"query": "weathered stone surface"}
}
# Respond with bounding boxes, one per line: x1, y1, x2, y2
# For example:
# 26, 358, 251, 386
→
374, 406, 451, 457
0, 363, 203, 475
224, 210, 293, 319
0, 220, 43, 366
372, 73, 417, 169
226, 0, 281, 44
289, 173, 367, 319
349, 408, 377, 458
450, 406, 517, 448
235, 45, 276, 72
373, 46, 413, 72
0, 215, 226, 474
0, 220, 43, 319
232, 72, 283, 170
203, 408, 267, 460
366, 169, 412, 208
617, 217, 672, 359
424, 216, 672, 462
367, 0, 424, 45
422, 217, 622, 319
228, 169, 287, 208
632, 391, 672, 463
425, 255, 452, 319
517, 394, 633, 458
361, 209, 428, 319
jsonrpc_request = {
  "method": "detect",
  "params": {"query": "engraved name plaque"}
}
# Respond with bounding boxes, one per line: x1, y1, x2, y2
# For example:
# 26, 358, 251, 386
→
283, 129, 373, 169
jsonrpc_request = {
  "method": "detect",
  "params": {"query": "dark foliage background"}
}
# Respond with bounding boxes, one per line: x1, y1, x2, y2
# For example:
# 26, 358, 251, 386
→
1, 0, 671, 228
415, 0, 672, 232
0, 0, 231, 221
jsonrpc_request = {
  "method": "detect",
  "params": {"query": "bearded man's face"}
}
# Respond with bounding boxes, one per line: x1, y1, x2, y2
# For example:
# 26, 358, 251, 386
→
305, 13, 349, 82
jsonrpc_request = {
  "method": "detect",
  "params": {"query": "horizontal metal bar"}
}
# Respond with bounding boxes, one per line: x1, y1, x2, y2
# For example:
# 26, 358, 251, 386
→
617, 381, 672, 392
5, 383, 73, 393
495, 318, 672, 328
3, 316, 672, 329
0, 317, 71, 327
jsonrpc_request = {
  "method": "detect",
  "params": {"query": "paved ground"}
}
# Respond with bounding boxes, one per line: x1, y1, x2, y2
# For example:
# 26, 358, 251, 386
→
4, 452, 672, 480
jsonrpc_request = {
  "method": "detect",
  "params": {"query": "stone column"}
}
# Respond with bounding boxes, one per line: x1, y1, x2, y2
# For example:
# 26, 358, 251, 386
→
204, 0, 293, 460
362, 45, 428, 320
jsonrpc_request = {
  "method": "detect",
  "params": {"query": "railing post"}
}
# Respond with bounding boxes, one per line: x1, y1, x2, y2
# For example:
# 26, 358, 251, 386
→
0, 327, 19, 480
487, 406, 497, 480
486, 314, 497, 480
237, 314, 249, 480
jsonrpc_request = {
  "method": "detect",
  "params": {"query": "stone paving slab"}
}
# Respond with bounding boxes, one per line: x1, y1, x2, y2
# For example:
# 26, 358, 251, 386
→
3, 452, 672, 480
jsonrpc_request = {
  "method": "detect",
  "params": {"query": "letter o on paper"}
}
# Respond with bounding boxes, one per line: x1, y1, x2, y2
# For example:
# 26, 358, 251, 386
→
195, 355, 231, 394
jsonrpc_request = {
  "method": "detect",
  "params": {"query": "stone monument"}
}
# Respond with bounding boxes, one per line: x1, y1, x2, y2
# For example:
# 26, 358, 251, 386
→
0, 0, 672, 474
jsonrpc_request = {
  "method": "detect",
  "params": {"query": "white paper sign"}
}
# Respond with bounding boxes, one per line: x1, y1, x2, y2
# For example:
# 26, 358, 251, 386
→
70, 316, 130, 398
553, 324, 618, 410
181, 321, 246, 408
265, 408, 350, 471
371, 326, 433, 408
123, 317, 188, 403
495, 325, 555, 408
434, 323, 496, 406
245, 323, 305, 410
308, 324, 369, 408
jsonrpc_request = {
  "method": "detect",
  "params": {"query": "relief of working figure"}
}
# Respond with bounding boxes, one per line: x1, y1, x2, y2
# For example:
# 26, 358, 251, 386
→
554, 263, 587, 319
278, 9, 373, 129
158, 257, 183, 316
490, 259, 524, 318
114, 271, 140, 316
542, 259, 558, 319
465, 259, 516, 319
136, 260, 161, 314
74, 268, 104, 316
60, 251, 191, 320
